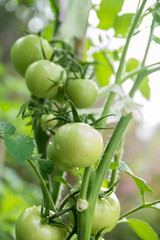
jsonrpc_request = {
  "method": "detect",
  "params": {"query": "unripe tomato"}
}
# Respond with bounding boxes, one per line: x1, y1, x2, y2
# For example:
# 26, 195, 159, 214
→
25, 59, 66, 99
66, 79, 99, 109
11, 34, 53, 76
47, 142, 73, 171
54, 123, 103, 168
91, 192, 120, 236
15, 206, 64, 240
41, 114, 58, 128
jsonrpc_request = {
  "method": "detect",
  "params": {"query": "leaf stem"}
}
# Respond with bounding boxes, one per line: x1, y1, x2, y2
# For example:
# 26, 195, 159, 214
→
119, 200, 160, 220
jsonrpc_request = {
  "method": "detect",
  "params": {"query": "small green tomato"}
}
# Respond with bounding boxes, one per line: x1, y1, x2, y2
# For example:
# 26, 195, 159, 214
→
47, 142, 74, 171
15, 206, 65, 240
25, 59, 66, 99
11, 34, 53, 76
41, 114, 58, 128
66, 79, 99, 109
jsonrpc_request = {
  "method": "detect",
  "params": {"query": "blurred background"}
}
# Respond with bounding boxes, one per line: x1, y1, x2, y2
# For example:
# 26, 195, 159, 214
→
0, 0, 160, 239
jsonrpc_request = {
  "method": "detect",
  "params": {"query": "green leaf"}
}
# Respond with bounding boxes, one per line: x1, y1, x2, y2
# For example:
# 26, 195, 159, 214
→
93, 51, 113, 86
4, 134, 35, 164
119, 161, 153, 198
124, 218, 159, 240
153, 35, 160, 44
0, 122, 16, 135
125, 58, 139, 73
38, 158, 54, 175
97, 0, 124, 30
53, 176, 72, 190
139, 77, 150, 100
114, 14, 134, 38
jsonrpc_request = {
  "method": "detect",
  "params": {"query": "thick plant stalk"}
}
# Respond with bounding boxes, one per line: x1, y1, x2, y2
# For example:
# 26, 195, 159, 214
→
77, 114, 133, 240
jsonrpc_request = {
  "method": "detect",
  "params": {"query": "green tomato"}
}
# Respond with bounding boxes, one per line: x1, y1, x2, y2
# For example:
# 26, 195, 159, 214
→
47, 142, 74, 171
41, 114, 58, 128
25, 59, 66, 99
54, 123, 103, 168
11, 34, 53, 76
91, 192, 120, 236
66, 79, 99, 109
15, 206, 64, 240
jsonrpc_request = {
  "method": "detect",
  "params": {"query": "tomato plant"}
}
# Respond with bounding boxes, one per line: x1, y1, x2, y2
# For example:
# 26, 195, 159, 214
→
1, 1, 160, 240
25, 59, 66, 99
66, 79, 99, 108
53, 122, 103, 168
11, 34, 53, 76
15, 206, 64, 240
91, 192, 120, 236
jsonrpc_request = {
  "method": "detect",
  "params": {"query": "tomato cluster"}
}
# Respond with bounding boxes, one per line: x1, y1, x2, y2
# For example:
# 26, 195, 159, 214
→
11, 34, 120, 240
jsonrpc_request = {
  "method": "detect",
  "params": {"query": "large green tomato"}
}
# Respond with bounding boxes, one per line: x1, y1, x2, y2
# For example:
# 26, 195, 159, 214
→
11, 34, 53, 76
15, 206, 64, 240
54, 123, 103, 168
25, 59, 66, 99
47, 142, 73, 171
91, 192, 120, 236
66, 79, 99, 109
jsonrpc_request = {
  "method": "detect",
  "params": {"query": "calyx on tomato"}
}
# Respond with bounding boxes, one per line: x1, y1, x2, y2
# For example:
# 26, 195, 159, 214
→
11, 34, 53, 76
25, 59, 66, 99
15, 206, 65, 240
66, 78, 99, 109
53, 122, 103, 168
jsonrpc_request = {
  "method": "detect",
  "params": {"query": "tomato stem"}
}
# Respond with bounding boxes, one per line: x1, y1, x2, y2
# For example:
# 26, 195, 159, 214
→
28, 159, 57, 214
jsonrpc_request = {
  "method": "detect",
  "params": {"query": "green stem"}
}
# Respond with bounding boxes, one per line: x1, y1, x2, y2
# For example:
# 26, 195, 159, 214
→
115, 0, 147, 84
28, 159, 57, 214
52, 169, 64, 204
108, 140, 123, 188
77, 114, 133, 240
119, 200, 160, 220
129, 18, 155, 98
79, 167, 92, 199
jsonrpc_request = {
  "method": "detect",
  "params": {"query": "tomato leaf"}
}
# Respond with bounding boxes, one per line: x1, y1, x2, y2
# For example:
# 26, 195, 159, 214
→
4, 134, 35, 164
93, 51, 113, 87
0, 122, 16, 135
38, 158, 54, 175
119, 161, 153, 199
53, 176, 72, 190
139, 77, 150, 100
123, 218, 159, 240
125, 58, 139, 74
114, 14, 134, 38
97, 0, 124, 30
